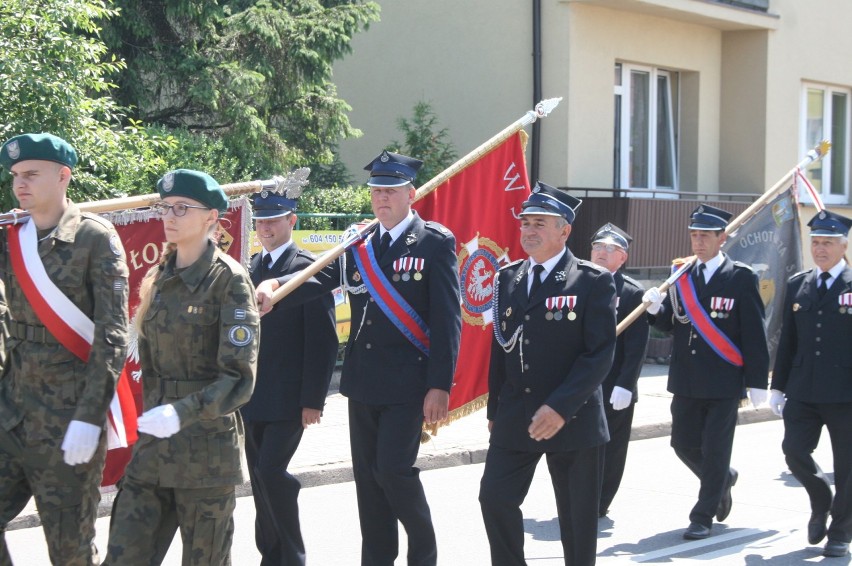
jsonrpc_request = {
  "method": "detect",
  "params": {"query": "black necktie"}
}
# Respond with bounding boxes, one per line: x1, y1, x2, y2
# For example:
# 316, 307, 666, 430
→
528, 264, 544, 299
260, 253, 272, 277
694, 263, 706, 292
817, 271, 831, 299
377, 232, 392, 259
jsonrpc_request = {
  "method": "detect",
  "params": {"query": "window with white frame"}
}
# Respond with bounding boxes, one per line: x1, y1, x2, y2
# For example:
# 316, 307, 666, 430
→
801, 84, 850, 205
614, 63, 679, 194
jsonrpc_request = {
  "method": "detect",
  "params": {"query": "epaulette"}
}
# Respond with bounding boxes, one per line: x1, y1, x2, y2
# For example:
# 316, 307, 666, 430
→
424, 221, 453, 237
621, 273, 642, 289
498, 258, 524, 272
81, 212, 116, 231
216, 251, 245, 274
789, 269, 812, 281
731, 260, 756, 273
577, 258, 608, 274
296, 248, 317, 261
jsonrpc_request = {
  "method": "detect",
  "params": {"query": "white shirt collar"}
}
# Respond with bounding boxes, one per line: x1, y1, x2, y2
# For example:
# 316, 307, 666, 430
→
817, 259, 847, 285
696, 251, 725, 282
263, 240, 293, 266
529, 249, 567, 282
379, 210, 415, 245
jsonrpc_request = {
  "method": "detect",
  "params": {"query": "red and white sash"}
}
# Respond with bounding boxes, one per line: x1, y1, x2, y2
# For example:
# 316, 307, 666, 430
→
7, 220, 132, 448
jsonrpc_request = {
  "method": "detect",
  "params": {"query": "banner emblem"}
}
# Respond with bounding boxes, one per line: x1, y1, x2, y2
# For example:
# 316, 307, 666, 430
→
458, 235, 506, 326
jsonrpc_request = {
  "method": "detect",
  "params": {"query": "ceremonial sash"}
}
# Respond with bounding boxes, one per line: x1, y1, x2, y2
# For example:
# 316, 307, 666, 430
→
8, 220, 135, 449
7, 221, 94, 361
352, 234, 431, 356
675, 273, 743, 367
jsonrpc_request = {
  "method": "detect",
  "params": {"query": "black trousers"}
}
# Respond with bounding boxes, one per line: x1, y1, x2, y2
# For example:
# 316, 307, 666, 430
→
783, 399, 852, 543
348, 398, 436, 566
599, 402, 635, 514
670, 395, 738, 528
479, 443, 601, 566
244, 419, 306, 566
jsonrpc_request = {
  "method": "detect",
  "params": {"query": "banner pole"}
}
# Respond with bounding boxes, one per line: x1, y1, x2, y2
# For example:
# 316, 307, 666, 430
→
0, 175, 293, 226
267, 98, 563, 308
616, 140, 831, 336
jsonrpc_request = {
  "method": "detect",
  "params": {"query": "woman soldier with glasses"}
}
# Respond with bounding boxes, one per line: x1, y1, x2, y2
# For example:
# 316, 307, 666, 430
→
105, 169, 258, 565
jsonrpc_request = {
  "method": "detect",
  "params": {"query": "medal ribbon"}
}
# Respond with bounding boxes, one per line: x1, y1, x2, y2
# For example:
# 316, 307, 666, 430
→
353, 235, 430, 356
675, 273, 743, 367
7, 221, 93, 361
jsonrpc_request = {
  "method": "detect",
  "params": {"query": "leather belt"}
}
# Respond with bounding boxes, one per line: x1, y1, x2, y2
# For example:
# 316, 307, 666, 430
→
8, 321, 59, 344
159, 378, 216, 399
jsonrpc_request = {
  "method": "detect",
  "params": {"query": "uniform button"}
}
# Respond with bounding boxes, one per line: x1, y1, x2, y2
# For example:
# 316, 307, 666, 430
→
523, 339, 530, 345
418, 356, 423, 361
523, 364, 529, 371
815, 351, 821, 356
692, 333, 698, 340
366, 319, 372, 325
524, 387, 531, 393
691, 350, 697, 355
525, 315, 530, 321
370, 298, 375, 303
365, 343, 372, 349
816, 323, 822, 328
815, 336, 821, 342
818, 310, 823, 315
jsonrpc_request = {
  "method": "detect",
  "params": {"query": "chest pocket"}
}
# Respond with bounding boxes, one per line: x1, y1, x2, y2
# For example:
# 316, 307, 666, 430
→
179, 303, 220, 354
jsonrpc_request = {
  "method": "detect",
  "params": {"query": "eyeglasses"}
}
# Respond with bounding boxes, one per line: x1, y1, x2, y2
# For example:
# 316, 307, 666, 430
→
152, 201, 210, 217
592, 243, 624, 253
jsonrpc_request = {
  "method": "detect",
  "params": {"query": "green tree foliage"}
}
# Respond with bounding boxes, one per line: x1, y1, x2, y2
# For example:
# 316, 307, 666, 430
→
389, 101, 458, 188
102, 0, 380, 181
0, 0, 174, 210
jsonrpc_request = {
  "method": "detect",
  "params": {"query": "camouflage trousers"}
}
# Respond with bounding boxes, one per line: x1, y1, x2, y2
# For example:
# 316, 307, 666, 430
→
0, 423, 106, 566
104, 475, 236, 566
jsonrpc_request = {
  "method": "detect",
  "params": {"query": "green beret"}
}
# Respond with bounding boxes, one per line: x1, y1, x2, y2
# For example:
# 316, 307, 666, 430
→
0, 133, 78, 170
157, 169, 228, 213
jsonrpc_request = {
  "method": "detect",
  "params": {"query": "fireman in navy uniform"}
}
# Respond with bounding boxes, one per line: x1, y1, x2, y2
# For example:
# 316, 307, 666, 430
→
769, 210, 852, 558
589, 223, 649, 518
242, 179, 338, 565
479, 182, 616, 566
255, 151, 462, 566
644, 204, 769, 540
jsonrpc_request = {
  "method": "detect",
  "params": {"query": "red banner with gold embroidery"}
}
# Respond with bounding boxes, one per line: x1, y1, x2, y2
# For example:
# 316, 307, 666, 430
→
413, 132, 530, 422
99, 198, 251, 486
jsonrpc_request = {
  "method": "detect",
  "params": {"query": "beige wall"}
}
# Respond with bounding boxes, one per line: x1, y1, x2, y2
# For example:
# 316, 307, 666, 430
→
332, 0, 852, 214
560, 2, 723, 192
332, 0, 531, 182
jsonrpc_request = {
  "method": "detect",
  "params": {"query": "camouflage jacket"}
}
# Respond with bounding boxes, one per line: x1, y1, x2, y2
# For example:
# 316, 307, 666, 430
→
125, 241, 258, 488
0, 201, 129, 441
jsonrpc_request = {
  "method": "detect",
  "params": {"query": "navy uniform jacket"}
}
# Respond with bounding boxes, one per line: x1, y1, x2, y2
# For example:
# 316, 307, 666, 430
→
241, 244, 337, 422
602, 272, 649, 403
771, 265, 852, 403
652, 255, 769, 398
276, 212, 462, 405
487, 248, 617, 453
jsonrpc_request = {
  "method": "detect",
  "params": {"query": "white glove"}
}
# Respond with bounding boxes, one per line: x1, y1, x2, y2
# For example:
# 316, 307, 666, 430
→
769, 389, 786, 417
642, 287, 666, 315
610, 386, 633, 411
137, 404, 181, 439
747, 387, 768, 409
61, 420, 102, 466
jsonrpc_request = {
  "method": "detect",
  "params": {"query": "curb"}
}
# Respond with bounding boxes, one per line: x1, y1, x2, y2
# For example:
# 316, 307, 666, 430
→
5, 407, 778, 532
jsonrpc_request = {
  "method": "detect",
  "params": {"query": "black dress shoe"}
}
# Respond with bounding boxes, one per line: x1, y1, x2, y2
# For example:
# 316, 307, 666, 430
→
716, 468, 739, 522
823, 540, 849, 557
683, 522, 711, 540
808, 511, 829, 545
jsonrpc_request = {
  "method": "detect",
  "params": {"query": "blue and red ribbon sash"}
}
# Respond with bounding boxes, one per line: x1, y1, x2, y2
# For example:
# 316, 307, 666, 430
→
352, 234, 431, 356
675, 272, 744, 367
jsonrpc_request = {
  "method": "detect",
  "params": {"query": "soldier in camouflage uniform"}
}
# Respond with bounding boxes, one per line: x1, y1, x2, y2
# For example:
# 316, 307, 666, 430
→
104, 169, 257, 565
0, 133, 130, 565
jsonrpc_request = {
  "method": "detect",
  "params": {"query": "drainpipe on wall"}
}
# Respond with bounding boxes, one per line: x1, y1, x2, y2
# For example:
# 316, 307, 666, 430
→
531, 0, 542, 184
